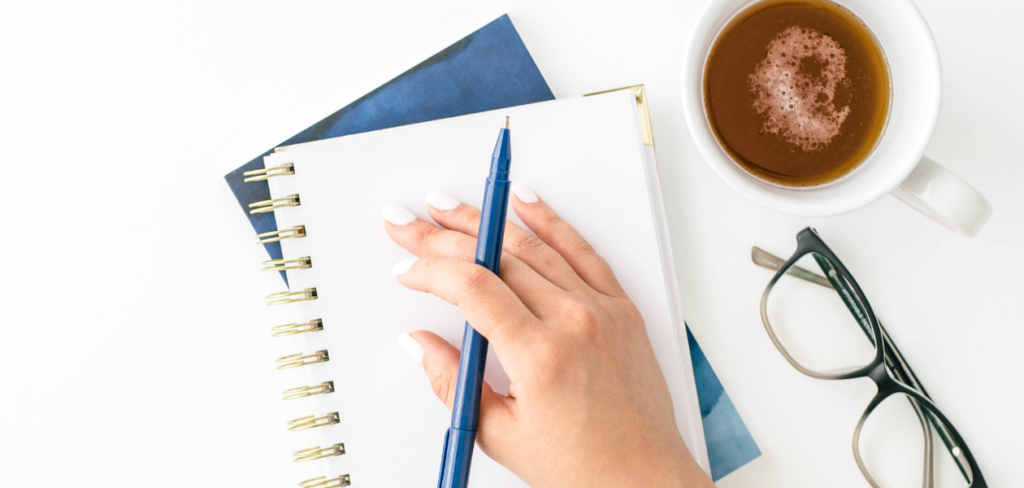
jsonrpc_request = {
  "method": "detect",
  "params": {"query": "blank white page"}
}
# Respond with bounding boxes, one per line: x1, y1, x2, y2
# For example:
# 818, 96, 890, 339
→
265, 90, 705, 485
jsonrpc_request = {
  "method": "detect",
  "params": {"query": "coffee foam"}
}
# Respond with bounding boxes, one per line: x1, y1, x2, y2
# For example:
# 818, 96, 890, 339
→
749, 26, 850, 151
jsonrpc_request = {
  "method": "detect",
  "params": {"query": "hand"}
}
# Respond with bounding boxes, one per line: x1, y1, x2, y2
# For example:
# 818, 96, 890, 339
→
384, 184, 713, 488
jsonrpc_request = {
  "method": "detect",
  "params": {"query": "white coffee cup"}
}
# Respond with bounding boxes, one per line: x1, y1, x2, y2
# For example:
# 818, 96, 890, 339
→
681, 0, 993, 237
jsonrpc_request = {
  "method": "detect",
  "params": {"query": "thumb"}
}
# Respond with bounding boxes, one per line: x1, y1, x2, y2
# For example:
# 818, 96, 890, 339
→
399, 331, 513, 435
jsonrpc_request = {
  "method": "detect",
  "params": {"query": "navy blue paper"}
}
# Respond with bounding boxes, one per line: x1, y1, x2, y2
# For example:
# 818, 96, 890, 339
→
687, 325, 761, 480
224, 14, 554, 268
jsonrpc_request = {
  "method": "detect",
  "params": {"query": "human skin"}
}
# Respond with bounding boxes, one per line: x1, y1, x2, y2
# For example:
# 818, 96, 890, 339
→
383, 183, 715, 488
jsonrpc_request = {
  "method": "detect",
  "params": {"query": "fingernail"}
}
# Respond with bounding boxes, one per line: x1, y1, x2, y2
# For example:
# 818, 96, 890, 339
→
391, 257, 419, 276
382, 205, 417, 226
511, 182, 538, 204
398, 333, 425, 365
426, 191, 461, 211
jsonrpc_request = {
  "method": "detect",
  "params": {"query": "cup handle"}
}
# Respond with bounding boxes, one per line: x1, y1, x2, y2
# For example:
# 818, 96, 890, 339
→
890, 157, 992, 237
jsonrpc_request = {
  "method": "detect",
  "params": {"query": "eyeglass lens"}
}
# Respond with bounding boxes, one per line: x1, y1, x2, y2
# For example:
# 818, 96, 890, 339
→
765, 252, 876, 375
857, 391, 973, 487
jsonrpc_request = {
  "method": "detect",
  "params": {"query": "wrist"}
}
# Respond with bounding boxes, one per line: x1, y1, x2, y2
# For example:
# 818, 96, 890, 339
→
646, 440, 713, 487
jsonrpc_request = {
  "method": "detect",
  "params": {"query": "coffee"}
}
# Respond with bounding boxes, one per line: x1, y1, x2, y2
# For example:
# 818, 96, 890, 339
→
704, 0, 890, 187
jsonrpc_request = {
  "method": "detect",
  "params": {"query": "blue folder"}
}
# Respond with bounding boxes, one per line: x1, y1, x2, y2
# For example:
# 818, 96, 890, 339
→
223, 14, 758, 481
224, 15, 553, 268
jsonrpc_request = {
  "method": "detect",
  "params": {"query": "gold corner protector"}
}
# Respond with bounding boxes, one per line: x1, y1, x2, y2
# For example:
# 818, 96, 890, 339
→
583, 85, 654, 147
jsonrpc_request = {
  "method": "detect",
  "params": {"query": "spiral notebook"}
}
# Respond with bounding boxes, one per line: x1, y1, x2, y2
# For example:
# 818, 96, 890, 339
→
245, 87, 708, 486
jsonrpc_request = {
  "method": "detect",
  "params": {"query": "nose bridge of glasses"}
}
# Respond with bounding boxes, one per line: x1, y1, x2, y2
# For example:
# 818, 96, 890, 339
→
867, 359, 893, 386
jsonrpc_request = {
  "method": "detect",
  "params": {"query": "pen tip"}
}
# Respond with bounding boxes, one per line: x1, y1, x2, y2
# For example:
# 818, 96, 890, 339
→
504, 116, 509, 129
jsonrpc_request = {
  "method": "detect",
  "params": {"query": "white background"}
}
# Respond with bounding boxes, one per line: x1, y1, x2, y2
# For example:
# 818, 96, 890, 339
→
1, 0, 1020, 487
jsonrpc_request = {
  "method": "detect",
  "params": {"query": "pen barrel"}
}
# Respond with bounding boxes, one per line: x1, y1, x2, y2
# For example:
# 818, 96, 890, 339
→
440, 427, 477, 488
451, 321, 489, 430
449, 177, 510, 432
443, 327, 486, 488
439, 126, 510, 488
473, 178, 511, 274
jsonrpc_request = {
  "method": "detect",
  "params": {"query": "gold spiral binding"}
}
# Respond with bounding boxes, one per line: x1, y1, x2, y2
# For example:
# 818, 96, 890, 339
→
266, 288, 317, 306
288, 412, 340, 431
262, 257, 312, 271
283, 380, 335, 400
272, 319, 324, 337
277, 350, 329, 370
293, 443, 345, 462
299, 475, 351, 488
243, 163, 294, 182
256, 225, 306, 244
249, 194, 301, 214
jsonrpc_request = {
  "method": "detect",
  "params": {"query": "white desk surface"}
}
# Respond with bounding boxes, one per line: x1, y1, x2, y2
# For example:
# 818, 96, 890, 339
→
2, 1, 1020, 486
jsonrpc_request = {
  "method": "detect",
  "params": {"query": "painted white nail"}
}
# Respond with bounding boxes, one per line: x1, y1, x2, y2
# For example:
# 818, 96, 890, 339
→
511, 182, 538, 204
426, 191, 461, 211
398, 333, 425, 365
382, 205, 417, 226
391, 257, 419, 276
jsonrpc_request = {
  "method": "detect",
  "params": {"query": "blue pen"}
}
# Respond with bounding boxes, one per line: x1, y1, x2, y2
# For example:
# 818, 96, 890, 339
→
437, 117, 512, 488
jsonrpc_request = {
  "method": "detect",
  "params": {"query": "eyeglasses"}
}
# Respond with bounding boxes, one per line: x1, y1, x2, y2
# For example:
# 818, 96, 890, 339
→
753, 227, 985, 488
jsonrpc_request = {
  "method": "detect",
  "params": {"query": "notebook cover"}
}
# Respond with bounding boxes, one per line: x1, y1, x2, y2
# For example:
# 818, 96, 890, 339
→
224, 13, 758, 480
224, 14, 554, 264
687, 325, 761, 481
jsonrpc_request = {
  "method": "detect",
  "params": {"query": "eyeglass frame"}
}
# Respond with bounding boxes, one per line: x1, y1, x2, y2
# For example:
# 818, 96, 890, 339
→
756, 227, 985, 488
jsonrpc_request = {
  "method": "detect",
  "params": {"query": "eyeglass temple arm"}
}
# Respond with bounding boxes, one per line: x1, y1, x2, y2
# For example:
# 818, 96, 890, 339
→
751, 246, 968, 478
